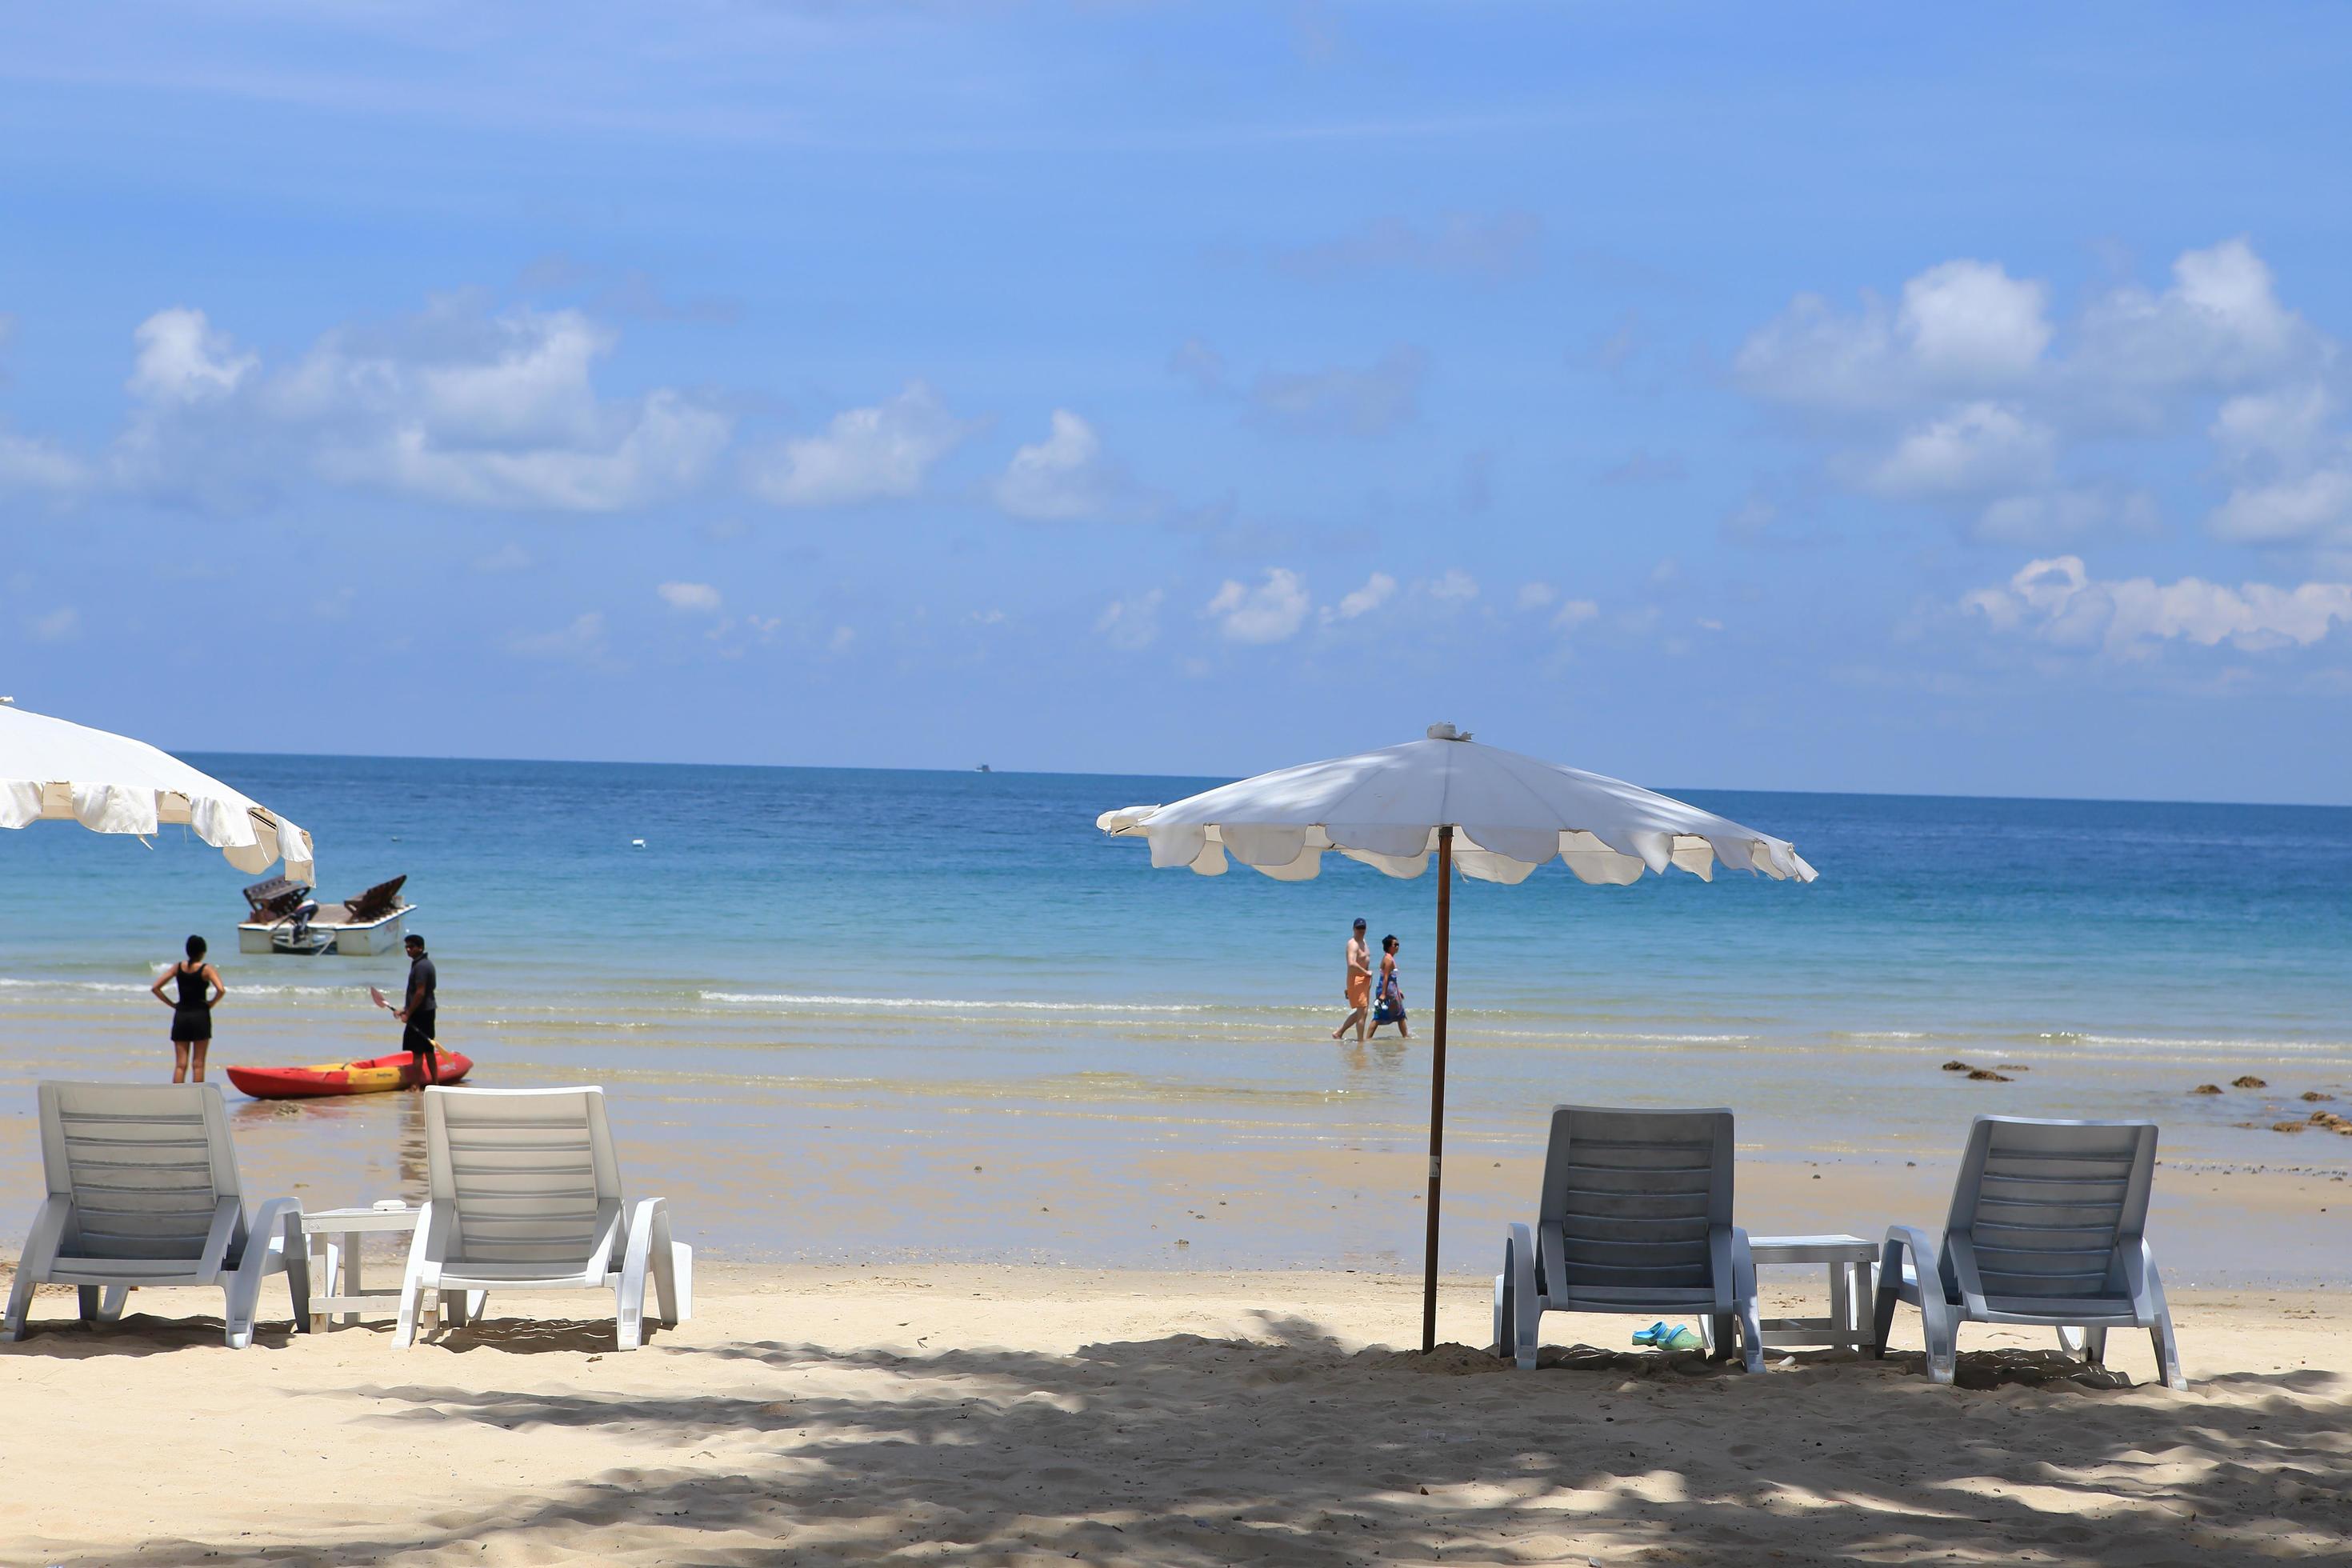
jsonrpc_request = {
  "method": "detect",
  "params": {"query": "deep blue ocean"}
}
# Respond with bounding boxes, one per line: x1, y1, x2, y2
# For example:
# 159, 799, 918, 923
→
2, 756, 2347, 1267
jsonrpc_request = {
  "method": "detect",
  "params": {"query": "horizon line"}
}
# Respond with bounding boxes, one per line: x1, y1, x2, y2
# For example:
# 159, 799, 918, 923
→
174, 744, 2352, 815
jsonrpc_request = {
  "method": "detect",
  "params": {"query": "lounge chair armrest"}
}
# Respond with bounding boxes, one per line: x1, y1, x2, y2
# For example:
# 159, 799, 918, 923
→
1944, 1234, 1991, 1320
4, 1197, 74, 1339
246, 1197, 306, 1266
1708, 1225, 1739, 1314
1881, 1226, 1940, 1293
14, 1196, 73, 1279
200, 1196, 244, 1276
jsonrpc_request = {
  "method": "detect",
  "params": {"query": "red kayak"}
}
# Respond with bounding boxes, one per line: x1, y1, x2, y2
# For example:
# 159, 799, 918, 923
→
226, 1050, 474, 1100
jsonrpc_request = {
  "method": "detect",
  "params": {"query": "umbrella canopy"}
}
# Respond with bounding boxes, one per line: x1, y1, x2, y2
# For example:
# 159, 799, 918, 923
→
1099, 723, 1816, 1351
1098, 724, 1816, 886
0, 702, 314, 880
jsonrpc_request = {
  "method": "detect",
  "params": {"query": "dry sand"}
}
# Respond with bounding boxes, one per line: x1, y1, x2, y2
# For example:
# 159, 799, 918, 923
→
2, 1262, 2346, 1566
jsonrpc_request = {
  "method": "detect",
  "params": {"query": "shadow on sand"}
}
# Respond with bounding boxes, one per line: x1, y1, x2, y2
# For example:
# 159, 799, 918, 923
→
35, 1311, 2352, 1565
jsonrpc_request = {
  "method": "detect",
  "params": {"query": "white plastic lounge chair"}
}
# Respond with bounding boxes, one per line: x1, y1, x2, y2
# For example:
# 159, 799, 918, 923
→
1493, 1106, 1764, 1372
1872, 1114, 2185, 1390
394, 1086, 690, 1350
3, 1082, 310, 1348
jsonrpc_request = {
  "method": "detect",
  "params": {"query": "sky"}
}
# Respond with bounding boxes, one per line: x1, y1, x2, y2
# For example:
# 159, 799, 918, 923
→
2, 2, 2350, 803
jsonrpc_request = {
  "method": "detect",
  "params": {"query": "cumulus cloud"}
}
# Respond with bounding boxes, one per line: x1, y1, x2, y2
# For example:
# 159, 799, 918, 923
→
1963, 554, 2352, 655
128, 308, 258, 404
1734, 239, 2342, 549
1426, 568, 1479, 602
1734, 258, 2050, 409
1865, 402, 2056, 498
1515, 582, 1557, 611
992, 410, 1118, 521
508, 610, 613, 664
657, 581, 722, 614
1323, 571, 1396, 624
1250, 347, 1426, 438
1206, 569, 1310, 644
748, 381, 975, 508
1552, 598, 1600, 630
0, 431, 87, 494
1094, 588, 1163, 650
2203, 384, 2352, 547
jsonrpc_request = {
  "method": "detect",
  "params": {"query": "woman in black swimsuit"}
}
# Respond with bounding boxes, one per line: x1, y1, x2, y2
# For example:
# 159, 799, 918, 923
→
150, 934, 226, 1083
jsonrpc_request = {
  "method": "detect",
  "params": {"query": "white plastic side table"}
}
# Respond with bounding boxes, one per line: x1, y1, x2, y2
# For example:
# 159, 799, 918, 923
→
301, 1200, 422, 1330
1746, 1233, 1878, 1350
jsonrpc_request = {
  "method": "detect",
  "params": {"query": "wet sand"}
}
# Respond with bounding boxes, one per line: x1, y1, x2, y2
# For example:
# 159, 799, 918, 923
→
2, 1264, 2346, 1566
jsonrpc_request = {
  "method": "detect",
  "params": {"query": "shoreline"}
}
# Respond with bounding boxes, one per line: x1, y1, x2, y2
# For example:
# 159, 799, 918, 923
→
2, 1263, 2346, 1564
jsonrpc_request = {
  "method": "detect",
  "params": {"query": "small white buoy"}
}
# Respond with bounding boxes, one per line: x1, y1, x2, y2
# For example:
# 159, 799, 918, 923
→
631, 838, 646, 848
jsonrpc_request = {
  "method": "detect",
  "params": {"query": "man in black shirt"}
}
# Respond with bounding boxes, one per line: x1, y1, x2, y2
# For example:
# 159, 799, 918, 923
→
396, 933, 440, 1087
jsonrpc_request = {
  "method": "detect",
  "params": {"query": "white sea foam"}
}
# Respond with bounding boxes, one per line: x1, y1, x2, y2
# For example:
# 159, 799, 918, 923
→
699, 990, 1211, 1015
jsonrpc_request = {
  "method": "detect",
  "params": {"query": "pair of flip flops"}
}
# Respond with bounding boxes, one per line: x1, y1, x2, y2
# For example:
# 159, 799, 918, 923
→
1632, 1322, 1705, 1352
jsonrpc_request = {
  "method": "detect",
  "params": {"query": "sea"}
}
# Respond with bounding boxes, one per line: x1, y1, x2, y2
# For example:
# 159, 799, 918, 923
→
2, 756, 2347, 1271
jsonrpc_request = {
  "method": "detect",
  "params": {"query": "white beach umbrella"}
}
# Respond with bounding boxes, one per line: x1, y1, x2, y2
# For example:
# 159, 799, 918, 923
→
1098, 723, 1817, 1351
0, 700, 314, 880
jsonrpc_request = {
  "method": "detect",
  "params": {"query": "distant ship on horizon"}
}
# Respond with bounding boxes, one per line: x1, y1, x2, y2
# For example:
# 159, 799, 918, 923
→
975, 763, 992, 773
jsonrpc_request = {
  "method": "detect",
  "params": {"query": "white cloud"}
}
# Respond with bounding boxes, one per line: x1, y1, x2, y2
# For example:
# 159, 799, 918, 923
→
992, 410, 1117, 521
1974, 487, 2157, 546
127, 308, 257, 404
826, 625, 856, 655
1734, 258, 2047, 409
1866, 402, 2056, 498
658, 581, 722, 614
1206, 568, 1310, 644
1094, 588, 1163, 650
1897, 260, 2052, 383
1427, 567, 1479, 602
1735, 239, 2348, 550
2203, 384, 2352, 547
2075, 238, 2310, 393
509, 610, 611, 664
28, 606, 78, 642
1250, 347, 1426, 437
0, 431, 87, 493
1515, 582, 1556, 611
1325, 571, 1396, 623
749, 381, 975, 508
1964, 554, 2352, 655
1552, 598, 1600, 630
283, 303, 729, 511
2209, 470, 2352, 546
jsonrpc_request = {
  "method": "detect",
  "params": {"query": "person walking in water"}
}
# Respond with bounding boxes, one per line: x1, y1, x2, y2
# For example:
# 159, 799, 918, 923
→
394, 932, 440, 1088
1369, 934, 1410, 1040
1331, 917, 1372, 1043
150, 934, 225, 1083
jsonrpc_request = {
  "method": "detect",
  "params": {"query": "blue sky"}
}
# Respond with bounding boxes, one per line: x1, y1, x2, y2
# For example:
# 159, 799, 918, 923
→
3, 3, 2350, 802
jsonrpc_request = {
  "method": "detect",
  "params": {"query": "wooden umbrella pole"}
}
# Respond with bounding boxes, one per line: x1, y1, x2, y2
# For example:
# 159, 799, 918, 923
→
1421, 825, 1454, 1354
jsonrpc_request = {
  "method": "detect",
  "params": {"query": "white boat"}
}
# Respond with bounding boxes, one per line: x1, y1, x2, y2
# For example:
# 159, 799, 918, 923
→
236, 874, 414, 957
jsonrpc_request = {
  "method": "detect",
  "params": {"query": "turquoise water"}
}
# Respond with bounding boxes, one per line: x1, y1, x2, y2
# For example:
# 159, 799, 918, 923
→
2, 757, 2347, 1266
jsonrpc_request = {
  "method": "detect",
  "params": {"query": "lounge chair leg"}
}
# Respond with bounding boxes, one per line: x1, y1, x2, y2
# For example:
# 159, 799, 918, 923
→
615, 1276, 642, 1350
98, 1286, 128, 1322
77, 1286, 102, 1322
2082, 1327, 2107, 1366
1499, 1223, 1538, 1369
650, 1210, 680, 1328
1871, 1238, 1902, 1357
2, 1272, 34, 1341
394, 1276, 424, 1348
1924, 1320, 1957, 1385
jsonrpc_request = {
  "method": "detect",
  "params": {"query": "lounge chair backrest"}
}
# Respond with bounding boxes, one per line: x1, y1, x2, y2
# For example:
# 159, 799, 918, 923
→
38, 1082, 240, 1261
424, 1086, 622, 1268
1943, 1116, 2155, 1303
1536, 1106, 1734, 1297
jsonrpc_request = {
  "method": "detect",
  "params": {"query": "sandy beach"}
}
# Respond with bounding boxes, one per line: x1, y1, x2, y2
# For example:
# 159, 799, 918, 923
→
2, 1262, 2346, 1566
